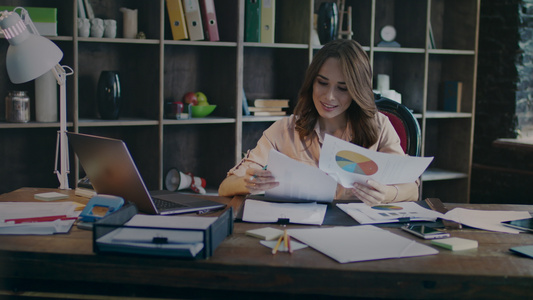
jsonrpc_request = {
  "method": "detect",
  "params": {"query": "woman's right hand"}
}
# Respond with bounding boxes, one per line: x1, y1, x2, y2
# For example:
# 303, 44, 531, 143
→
244, 167, 279, 193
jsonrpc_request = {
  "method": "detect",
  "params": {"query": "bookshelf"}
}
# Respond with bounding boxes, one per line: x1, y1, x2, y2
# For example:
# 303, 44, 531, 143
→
0, 0, 479, 203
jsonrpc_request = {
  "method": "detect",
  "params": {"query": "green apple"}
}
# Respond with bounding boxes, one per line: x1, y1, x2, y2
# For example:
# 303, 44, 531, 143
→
195, 92, 209, 106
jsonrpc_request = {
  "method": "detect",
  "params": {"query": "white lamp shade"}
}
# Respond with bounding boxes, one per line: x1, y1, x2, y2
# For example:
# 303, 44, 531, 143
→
0, 10, 63, 83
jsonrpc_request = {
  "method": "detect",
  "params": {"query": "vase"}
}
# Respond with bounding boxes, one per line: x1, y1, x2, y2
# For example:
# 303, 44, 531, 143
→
317, 2, 338, 45
97, 71, 121, 119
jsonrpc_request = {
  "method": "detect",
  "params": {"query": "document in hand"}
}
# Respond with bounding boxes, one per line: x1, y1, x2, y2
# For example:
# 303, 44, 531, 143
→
320, 134, 434, 187
288, 225, 438, 263
265, 149, 337, 202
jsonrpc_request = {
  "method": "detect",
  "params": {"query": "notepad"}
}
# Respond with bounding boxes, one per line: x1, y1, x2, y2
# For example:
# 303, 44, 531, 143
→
34, 192, 69, 201
431, 237, 478, 251
245, 227, 284, 240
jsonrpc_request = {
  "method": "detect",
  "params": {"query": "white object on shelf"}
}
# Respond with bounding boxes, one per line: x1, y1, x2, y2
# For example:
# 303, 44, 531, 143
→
35, 70, 58, 122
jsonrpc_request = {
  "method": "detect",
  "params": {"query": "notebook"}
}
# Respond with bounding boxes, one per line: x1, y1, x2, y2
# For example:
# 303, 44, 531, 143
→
67, 132, 225, 215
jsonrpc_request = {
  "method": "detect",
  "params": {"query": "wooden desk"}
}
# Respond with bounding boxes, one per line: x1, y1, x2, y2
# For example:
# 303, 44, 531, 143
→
1, 188, 533, 299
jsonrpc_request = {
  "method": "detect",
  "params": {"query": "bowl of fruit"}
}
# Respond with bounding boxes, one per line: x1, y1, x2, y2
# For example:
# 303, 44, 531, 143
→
183, 92, 217, 118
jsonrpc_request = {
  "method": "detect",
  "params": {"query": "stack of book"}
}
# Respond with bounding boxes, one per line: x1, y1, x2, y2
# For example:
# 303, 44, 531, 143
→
248, 99, 289, 116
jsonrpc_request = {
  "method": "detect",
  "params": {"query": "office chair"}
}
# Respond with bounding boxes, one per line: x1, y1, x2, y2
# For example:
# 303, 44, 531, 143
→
375, 95, 421, 157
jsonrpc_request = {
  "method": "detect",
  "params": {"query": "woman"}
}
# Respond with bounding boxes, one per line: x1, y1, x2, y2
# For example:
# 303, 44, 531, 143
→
218, 39, 419, 205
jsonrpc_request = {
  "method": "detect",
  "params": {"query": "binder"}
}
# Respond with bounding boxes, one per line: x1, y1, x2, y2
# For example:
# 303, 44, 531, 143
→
182, 0, 204, 40
199, 0, 219, 41
260, 0, 275, 43
167, 0, 188, 40
245, 0, 261, 42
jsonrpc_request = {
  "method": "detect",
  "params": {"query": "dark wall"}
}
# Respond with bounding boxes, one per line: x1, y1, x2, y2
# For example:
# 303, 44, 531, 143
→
471, 0, 533, 204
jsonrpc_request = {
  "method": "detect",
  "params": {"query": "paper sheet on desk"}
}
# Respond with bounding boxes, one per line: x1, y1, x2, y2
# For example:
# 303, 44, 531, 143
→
442, 208, 531, 234
0, 202, 79, 235
320, 134, 433, 187
243, 199, 328, 225
288, 225, 438, 263
265, 149, 337, 202
337, 202, 443, 224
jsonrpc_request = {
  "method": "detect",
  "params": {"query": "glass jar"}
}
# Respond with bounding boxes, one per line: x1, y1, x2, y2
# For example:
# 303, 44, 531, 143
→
5, 91, 30, 123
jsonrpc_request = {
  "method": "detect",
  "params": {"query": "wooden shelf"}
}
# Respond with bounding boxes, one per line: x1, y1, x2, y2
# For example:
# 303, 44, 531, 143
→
0, 0, 480, 203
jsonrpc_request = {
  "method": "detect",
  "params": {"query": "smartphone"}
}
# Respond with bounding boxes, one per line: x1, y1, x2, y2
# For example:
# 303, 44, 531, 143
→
401, 224, 450, 240
502, 218, 533, 232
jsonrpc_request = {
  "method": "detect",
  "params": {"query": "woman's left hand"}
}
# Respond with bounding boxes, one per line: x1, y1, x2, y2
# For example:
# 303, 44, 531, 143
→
351, 179, 395, 206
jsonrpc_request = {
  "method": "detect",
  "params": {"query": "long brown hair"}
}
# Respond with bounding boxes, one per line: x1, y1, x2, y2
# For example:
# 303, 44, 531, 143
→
294, 39, 379, 148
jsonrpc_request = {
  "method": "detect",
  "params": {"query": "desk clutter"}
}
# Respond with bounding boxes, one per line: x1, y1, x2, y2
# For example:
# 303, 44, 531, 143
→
2, 188, 533, 264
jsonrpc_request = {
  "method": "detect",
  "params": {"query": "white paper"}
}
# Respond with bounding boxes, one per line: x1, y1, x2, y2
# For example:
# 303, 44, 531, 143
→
442, 208, 531, 234
320, 134, 433, 187
288, 225, 438, 263
337, 202, 443, 224
265, 149, 337, 202
0, 202, 79, 235
242, 199, 328, 225
110, 214, 217, 244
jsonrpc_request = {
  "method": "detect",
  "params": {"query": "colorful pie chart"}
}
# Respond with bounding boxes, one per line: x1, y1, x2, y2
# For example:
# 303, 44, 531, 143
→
371, 205, 403, 211
335, 150, 378, 175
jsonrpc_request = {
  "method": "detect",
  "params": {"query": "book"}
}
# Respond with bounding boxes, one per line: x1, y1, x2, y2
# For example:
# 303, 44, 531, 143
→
242, 89, 250, 116
182, 0, 204, 40
252, 111, 287, 116
166, 0, 188, 40
199, 0, 219, 41
253, 99, 289, 108
245, 0, 261, 42
260, 0, 275, 43
442, 81, 462, 112
248, 107, 284, 112
431, 237, 478, 251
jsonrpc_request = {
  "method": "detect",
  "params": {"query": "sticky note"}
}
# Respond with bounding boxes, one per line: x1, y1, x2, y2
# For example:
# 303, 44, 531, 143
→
431, 237, 478, 251
34, 192, 69, 201
245, 227, 284, 240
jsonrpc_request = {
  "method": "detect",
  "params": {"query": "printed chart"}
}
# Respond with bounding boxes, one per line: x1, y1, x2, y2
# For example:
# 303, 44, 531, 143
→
335, 150, 378, 175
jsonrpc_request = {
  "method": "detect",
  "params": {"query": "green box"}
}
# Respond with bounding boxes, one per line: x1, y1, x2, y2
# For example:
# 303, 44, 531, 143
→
0, 6, 57, 36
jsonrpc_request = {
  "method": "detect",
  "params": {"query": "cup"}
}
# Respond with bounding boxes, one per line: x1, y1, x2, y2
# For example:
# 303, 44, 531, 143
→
90, 18, 104, 38
77, 18, 90, 37
104, 19, 117, 38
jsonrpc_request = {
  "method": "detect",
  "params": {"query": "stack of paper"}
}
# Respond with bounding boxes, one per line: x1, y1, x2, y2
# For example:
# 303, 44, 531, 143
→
242, 199, 328, 225
0, 202, 79, 235
337, 202, 443, 224
96, 214, 218, 257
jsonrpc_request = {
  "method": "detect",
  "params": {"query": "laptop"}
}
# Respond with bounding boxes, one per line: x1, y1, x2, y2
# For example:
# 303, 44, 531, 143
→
67, 132, 226, 215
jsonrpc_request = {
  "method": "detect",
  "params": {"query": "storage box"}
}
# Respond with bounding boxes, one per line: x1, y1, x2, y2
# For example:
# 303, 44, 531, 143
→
0, 6, 57, 36
93, 202, 233, 259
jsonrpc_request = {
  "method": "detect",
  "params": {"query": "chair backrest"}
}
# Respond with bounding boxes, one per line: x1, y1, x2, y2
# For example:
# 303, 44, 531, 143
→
375, 96, 421, 156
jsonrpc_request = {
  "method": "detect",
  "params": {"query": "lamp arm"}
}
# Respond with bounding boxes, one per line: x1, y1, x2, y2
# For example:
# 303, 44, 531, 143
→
52, 64, 73, 190
13, 7, 40, 36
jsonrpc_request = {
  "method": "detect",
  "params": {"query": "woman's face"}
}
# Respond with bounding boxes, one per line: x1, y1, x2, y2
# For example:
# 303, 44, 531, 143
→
312, 57, 353, 123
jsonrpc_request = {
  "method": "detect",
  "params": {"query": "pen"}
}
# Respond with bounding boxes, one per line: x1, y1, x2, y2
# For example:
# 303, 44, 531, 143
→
251, 165, 268, 180
272, 233, 283, 254
5, 215, 78, 224
287, 232, 293, 254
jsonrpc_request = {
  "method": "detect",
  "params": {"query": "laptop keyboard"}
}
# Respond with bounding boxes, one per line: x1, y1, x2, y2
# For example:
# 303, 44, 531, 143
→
153, 197, 187, 209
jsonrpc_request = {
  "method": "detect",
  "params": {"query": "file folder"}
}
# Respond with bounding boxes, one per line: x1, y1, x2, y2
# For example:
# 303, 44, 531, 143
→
182, 0, 204, 40
260, 0, 275, 43
199, 0, 219, 41
245, 0, 261, 42
167, 0, 188, 40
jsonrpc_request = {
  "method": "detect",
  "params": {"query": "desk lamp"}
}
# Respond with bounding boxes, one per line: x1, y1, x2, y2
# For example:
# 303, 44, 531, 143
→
0, 7, 73, 189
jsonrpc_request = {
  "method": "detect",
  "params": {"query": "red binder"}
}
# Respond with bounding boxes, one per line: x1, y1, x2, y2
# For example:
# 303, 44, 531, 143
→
200, 0, 219, 41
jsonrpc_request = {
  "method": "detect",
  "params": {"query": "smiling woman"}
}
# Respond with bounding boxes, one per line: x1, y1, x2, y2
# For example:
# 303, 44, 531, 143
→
218, 39, 419, 205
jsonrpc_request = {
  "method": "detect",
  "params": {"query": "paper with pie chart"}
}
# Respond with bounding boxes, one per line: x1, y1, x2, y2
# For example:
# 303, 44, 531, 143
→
320, 134, 434, 187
